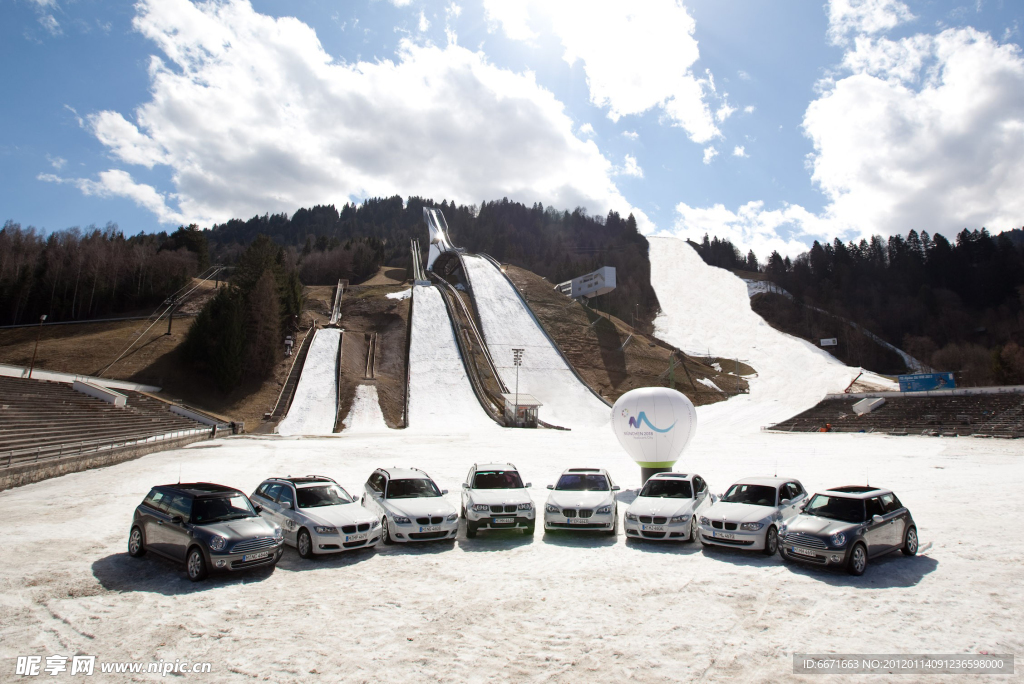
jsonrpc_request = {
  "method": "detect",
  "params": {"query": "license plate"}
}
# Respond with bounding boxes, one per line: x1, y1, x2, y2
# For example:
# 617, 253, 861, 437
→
494, 517, 515, 524
345, 533, 368, 542
567, 518, 589, 525
242, 551, 269, 562
791, 546, 817, 557
419, 525, 442, 532
641, 524, 664, 531
712, 531, 735, 539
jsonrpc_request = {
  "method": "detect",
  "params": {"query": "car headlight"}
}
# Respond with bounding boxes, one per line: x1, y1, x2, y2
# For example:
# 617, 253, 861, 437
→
830, 532, 847, 547
700, 516, 711, 525
471, 504, 490, 512
670, 515, 689, 523
272, 527, 283, 540
370, 519, 380, 529
778, 524, 788, 536
517, 502, 533, 510
740, 522, 764, 531
446, 513, 458, 521
545, 504, 560, 513
625, 512, 638, 522
392, 514, 411, 524
209, 535, 227, 551
314, 526, 337, 535
596, 505, 612, 515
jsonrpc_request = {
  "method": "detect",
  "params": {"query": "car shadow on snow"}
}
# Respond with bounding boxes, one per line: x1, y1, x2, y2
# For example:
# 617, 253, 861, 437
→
457, 529, 534, 552
91, 553, 274, 595
274, 545, 376, 571
779, 551, 939, 588
541, 530, 619, 548
624, 538, 703, 555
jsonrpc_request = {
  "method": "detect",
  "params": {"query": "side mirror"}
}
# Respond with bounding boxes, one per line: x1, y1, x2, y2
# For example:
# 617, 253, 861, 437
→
872, 514, 884, 524
546, 484, 554, 490
283, 502, 293, 510
253, 504, 263, 513
780, 498, 791, 506
170, 515, 184, 524
799, 502, 807, 510
461, 482, 469, 489
612, 485, 621, 491
441, 489, 449, 495
524, 482, 532, 488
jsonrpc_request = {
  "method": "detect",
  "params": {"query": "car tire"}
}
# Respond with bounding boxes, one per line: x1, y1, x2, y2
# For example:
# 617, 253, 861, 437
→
606, 507, 618, 537
901, 526, 919, 556
847, 542, 867, 576
460, 505, 466, 520
524, 521, 535, 536
466, 522, 478, 539
128, 526, 146, 557
381, 517, 394, 545
186, 547, 208, 582
779, 547, 794, 562
685, 517, 697, 543
297, 529, 314, 559
762, 525, 779, 556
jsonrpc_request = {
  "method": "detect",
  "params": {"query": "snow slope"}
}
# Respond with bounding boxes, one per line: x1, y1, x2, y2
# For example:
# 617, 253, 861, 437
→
340, 384, 389, 433
407, 285, 497, 431
276, 327, 341, 436
462, 255, 609, 429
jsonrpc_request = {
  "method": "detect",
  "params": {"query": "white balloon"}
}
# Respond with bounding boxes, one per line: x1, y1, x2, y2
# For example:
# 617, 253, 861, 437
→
611, 388, 697, 468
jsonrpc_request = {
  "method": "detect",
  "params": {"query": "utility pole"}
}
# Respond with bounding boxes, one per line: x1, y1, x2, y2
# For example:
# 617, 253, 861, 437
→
512, 348, 524, 426
28, 314, 47, 380
165, 296, 178, 335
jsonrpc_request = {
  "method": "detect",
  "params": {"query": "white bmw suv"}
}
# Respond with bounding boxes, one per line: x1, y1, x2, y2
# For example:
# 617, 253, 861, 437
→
543, 468, 620, 535
698, 477, 807, 555
624, 472, 713, 542
363, 468, 459, 544
461, 463, 535, 537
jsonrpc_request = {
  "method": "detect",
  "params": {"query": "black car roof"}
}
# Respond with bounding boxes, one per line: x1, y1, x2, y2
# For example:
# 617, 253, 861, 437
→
267, 476, 336, 486
158, 482, 243, 499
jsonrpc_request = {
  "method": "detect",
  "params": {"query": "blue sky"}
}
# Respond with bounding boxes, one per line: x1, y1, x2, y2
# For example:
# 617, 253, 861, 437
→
3, 0, 1023, 257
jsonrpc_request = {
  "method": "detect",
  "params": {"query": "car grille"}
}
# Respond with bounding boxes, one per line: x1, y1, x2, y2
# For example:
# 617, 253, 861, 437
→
641, 531, 666, 539
701, 534, 753, 546
490, 505, 518, 513
409, 531, 448, 540
549, 522, 606, 529
230, 537, 278, 553
340, 523, 372, 534
343, 539, 367, 549
710, 521, 737, 531
342, 525, 356, 534
230, 554, 276, 569
414, 516, 444, 525
357, 523, 370, 532
638, 516, 668, 524
787, 533, 828, 549
562, 509, 593, 518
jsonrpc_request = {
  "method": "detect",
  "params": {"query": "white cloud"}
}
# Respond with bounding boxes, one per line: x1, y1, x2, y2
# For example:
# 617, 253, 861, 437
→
743, 105, 756, 114
702, 146, 718, 164
418, 10, 429, 32
616, 154, 643, 178
70, 0, 649, 229
390, 0, 412, 6
732, 145, 748, 157
737, 70, 751, 81
664, 201, 827, 259
622, 130, 639, 140
577, 122, 595, 137
715, 101, 736, 122
38, 14, 61, 35
46, 155, 66, 170
39, 170, 186, 225
827, 0, 914, 45
483, 0, 720, 143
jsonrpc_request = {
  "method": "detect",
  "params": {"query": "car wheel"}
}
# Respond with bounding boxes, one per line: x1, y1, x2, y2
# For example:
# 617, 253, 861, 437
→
297, 529, 314, 559
460, 505, 466, 519
762, 525, 779, 556
186, 547, 208, 582
847, 542, 867, 576
381, 517, 393, 545
128, 526, 146, 557
685, 517, 697, 543
902, 526, 919, 556
524, 521, 535, 536
606, 507, 618, 537
466, 522, 478, 539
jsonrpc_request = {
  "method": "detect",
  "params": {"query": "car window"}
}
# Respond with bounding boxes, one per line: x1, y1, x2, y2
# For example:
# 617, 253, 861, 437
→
473, 470, 524, 489
278, 486, 295, 508
166, 494, 192, 520
784, 483, 801, 500
386, 478, 442, 499
263, 484, 284, 503
695, 477, 706, 493
865, 497, 885, 518
368, 474, 385, 493
554, 474, 609, 491
297, 484, 354, 508
889, 493, 904, 510
720, 484, 776, 506
254, 483, 274, 500
192, 494, 257, 524
790, 482, 805, 497
639, 479, 692, 498
142, 489, 169, 513
804, 494, 865, 523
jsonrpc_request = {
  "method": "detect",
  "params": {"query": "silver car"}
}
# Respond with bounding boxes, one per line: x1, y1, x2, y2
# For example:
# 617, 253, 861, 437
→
251, 476, 380, 558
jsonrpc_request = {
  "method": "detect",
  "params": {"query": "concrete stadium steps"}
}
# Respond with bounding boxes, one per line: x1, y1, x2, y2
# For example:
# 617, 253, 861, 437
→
768, 393, 1024, 437
0, 376, 210, 465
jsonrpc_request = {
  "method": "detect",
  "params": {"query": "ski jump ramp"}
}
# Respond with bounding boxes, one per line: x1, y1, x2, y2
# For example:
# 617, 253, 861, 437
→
277, 327, 341, 436
407, 285, 497, 431
461, 255, 610, 429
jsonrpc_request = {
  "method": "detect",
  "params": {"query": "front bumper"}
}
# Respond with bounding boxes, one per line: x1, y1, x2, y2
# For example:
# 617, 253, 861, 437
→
392, 519, 459, 542
209, 542, 285, 572
467, 512, 535, 530
624, 518, 690, 540
698, 524, 765, 549
544, 511, 614, 530
779, 538, 848, 566
312, 526, 381, 553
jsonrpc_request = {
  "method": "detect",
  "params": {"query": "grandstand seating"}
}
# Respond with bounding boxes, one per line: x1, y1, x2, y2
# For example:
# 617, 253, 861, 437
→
0, 376, 210, 467
769, 392, 1024, 438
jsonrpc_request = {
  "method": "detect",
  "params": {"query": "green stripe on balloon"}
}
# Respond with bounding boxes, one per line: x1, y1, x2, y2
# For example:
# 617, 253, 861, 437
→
634, 461, 678, 468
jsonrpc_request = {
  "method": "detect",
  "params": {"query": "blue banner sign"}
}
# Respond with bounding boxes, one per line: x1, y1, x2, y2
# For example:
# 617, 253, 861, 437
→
898, 372, 956, 392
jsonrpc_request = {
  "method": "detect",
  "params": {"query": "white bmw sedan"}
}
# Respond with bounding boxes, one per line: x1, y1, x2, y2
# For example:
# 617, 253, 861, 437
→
543, 468, 620, 535
251, 476, 380, 558
624, 472, 713, 542
698, 477, 808, 555
363, 467, 459, 544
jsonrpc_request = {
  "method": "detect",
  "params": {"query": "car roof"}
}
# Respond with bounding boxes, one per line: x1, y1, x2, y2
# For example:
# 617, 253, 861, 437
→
158, 482, 242, 499
379, 467, 431, 480
474, 463, 518, 472
824, 485, 892, 499
265, 476, 337, 487
730, 477, 796, 487
649, 472, 693, 480
561, 468, 608, 475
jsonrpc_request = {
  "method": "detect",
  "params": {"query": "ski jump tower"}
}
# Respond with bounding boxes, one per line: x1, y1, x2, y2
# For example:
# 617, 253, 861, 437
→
424, 207, 456, 271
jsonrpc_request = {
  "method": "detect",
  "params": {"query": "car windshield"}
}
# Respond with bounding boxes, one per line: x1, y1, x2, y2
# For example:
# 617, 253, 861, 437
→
191, 494, 257, 524
804, 494, 866, 523
297, 484, 354, 508
640, 479, 693, 498
473, 470, 524, 489
721, 484, 776, 507
386, 478, 441, 499
555, 474, 609, 491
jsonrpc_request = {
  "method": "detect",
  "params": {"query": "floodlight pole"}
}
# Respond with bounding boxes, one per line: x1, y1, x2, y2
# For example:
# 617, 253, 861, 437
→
512, 348, 524, 425
28, 314, 47, 380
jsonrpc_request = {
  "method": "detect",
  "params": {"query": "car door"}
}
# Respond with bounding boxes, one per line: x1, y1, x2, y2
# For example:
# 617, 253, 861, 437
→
462, 465, 476, 511
259, 484, 284, 526
251, 482, 275, 520
365, 473, 386, 517
880, 493, 905, 549
275, 484, 300, 543
692, 476, 709, 515
142, 488, 175, 557
162, 493, 193, 562
863, 496, 889, 556
779, 483, 806, 522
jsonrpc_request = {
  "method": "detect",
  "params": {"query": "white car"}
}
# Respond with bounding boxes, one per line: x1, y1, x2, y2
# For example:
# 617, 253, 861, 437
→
543, 468, 620, 535
363, 468, 458, 544
698, 477, 808, 555
251, 476, 380, 558
461, 463, 536, 537
624, 472, 713, 542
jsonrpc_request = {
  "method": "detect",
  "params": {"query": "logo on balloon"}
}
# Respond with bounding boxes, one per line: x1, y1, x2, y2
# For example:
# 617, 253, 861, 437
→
627, 412, 675, 433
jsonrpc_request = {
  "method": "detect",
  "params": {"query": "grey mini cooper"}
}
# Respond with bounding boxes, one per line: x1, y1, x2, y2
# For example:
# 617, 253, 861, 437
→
777, 485, 918, 576
128, 483, 284, 581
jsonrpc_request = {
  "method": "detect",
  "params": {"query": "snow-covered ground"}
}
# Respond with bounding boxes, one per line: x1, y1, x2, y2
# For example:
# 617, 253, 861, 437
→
340, 384, 388, 433
407, 285, 498, 431
462, 255, 609, 429
0, 237, 1021, 682
276, 328, 341, 436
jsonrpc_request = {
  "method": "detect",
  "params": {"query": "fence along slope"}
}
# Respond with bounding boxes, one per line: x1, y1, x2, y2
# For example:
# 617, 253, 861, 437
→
407, 285, 500, 431
460, 254, 610, 429
277, 328, 342, 436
